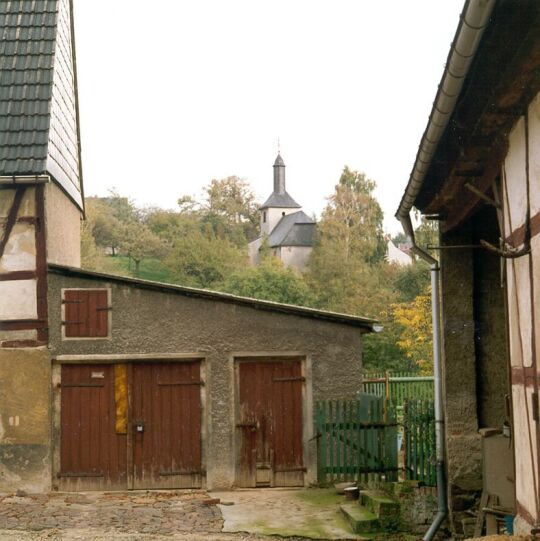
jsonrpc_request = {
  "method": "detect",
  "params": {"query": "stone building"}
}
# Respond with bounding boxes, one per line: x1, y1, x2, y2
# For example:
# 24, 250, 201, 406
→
0, 0, 375, 492
397, 0, 540, 535
248, 155, 316, 272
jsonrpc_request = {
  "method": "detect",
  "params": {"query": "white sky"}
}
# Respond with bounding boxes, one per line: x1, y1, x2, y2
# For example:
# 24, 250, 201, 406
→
73, 0, 464, 233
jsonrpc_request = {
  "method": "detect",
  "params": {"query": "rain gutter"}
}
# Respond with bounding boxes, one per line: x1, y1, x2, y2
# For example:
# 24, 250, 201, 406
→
394, 1, 496, 539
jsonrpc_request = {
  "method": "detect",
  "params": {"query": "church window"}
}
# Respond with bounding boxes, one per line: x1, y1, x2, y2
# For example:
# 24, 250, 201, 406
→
263, 211, 266, 223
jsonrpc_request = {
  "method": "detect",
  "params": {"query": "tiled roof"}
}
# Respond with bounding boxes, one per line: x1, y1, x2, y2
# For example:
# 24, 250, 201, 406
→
0, 0, 83, 208
267, 210, 316, 247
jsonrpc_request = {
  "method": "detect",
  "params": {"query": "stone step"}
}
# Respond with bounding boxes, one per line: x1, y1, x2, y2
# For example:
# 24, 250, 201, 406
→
359, 489, 400, 529
339, 503, 380, 534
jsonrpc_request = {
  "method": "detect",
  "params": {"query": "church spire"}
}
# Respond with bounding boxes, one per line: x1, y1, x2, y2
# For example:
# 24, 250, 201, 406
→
273, 153, 286, 194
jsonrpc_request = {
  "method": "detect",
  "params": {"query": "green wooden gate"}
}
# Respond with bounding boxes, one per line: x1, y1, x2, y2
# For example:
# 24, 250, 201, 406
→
403, 398, 436, 486
315, 393, 398, 483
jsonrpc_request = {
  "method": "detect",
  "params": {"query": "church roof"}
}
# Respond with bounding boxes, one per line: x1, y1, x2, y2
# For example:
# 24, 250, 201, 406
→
267, 210, 316, 247
0, 0, 83, 209
260, 191, 301, 209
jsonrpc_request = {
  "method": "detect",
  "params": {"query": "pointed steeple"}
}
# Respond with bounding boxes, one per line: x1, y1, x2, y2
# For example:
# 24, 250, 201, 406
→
273, 153, 286, 194
260, 153, 301, 209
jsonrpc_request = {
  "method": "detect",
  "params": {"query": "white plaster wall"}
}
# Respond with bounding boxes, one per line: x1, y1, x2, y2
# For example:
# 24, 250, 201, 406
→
279, 246, 312, 272
0, 280, 37, 320
248, 237, 262, 266
503, 90, 540, 527
504, 117, 528, 239
512, 383, 538, 520
261, 207, 298, 236
506, 255, 533, 368
44, 182, 81, 267
0, 224, 36, 272
0, 188, 35, 218
528, 93, 540, 218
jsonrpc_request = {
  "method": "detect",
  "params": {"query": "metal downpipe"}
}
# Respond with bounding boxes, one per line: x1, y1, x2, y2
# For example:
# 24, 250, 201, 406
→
398, 214, 447, 540
423, 262, 447, 541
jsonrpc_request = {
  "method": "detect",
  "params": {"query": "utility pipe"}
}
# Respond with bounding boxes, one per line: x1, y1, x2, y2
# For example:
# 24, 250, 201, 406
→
423, 261, 446, 541
398, 213, 445, 541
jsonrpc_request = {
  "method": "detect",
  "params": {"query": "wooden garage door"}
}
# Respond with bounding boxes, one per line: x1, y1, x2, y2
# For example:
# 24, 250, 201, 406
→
132, 362, 203, 489
60, 362, 202, 490
59, 364, 127, 491
237, 359, 304, 488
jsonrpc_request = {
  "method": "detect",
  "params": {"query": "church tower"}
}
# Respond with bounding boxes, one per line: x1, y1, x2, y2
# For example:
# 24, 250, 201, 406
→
0, 0, 84, 492
259, 154, 301, 236
248, 154, 316, 271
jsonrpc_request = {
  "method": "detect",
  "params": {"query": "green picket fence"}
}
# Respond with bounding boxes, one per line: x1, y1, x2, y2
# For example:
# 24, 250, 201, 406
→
403, 399, 436, 486
361, 371, 434, 407
315, 393, 398, 484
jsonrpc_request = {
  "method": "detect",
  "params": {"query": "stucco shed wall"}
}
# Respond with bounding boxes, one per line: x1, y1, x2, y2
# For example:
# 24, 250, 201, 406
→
47, 272, 365, 489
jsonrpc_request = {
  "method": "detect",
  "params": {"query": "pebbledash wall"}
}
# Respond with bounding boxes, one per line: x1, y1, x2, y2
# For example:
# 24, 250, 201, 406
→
45, 267, 368, 490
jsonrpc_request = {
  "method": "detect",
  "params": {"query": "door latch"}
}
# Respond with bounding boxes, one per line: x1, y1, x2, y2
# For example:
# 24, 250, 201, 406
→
134, 422, 145, 433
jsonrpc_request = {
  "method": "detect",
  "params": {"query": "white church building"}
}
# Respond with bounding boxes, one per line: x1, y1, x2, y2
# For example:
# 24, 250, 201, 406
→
248, 154, 315, 272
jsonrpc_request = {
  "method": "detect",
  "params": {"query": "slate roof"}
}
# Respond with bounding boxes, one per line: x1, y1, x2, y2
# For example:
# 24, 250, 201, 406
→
267, 210, 316, 247
260, 191, 301, 209
0, 0, 83, 208
48, 263, 376, 331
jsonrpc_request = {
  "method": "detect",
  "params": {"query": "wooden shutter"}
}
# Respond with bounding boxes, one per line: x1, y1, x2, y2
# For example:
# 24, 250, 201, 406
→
63, 289, 109, 337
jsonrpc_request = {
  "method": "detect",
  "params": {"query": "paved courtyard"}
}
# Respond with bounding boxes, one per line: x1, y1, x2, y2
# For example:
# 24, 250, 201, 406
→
0, 490, 253, 540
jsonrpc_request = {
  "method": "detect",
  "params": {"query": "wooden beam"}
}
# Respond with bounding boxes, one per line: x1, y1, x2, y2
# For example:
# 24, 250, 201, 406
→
0, 270, 37, 281
0, 187, 25, 258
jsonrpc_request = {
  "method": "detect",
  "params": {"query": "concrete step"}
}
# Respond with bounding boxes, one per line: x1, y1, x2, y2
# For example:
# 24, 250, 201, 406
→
340, 502, 380, 534
359, 489, 400, 529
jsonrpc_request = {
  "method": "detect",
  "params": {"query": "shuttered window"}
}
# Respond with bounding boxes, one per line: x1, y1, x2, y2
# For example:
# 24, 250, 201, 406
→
63, 289, 110, 338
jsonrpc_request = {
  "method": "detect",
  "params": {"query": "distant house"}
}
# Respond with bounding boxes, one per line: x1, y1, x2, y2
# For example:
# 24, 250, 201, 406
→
248, 155, 316, 272
386, 237, 412, 266
397, 0, 540, 536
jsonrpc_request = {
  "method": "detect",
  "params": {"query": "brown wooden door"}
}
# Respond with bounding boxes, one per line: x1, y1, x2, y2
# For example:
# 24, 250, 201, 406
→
60, 362, 202, 490
237, 359, 304, 487
132, 362, 202, 489
59, 364, 127, 491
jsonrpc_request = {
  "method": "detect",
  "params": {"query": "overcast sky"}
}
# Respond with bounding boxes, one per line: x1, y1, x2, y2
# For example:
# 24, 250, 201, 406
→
73, 0, 464, 233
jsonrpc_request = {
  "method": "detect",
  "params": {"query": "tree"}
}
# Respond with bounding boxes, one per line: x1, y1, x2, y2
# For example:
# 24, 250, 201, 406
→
392, 287, 433, 374
392, 260, 431, 302
121, 222, 167, 276
223, 256, 315, 305
306, 166, 388, 316
177, 176, 260, 246
317, 167, 386, 265
83, 197, 124, 255
164, 226, 246, 289
414, 214, 439, 257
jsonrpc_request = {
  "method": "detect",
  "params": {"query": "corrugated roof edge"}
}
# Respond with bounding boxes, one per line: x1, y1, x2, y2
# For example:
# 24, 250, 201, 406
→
48, 263, 376, 331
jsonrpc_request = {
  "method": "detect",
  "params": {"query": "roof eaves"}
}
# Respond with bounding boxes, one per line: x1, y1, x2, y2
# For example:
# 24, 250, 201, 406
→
48, 264, 376, 331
